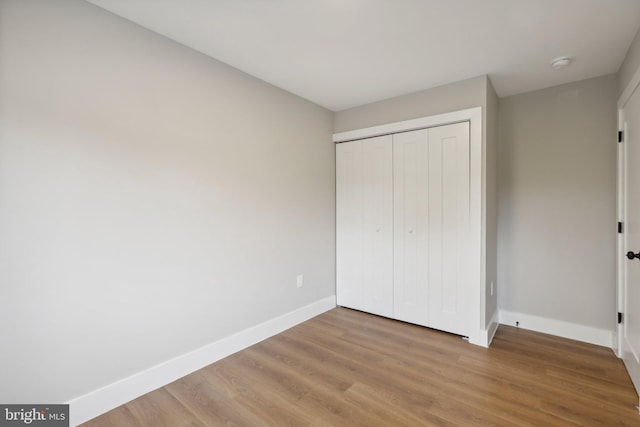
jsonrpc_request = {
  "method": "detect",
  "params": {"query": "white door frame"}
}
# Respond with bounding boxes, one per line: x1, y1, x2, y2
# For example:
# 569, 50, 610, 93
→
617, 64, 640, 410
617, 65, 640, 358
617, 106, 626, 357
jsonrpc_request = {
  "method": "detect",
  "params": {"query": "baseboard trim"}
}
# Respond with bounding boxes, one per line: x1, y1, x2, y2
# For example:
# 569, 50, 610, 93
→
477, 310, 499, 347
68, 295, 336, 426
498, 310, 613, 348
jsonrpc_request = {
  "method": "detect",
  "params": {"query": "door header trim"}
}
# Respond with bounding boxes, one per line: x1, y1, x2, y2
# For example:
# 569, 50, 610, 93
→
333, 107, 482, 143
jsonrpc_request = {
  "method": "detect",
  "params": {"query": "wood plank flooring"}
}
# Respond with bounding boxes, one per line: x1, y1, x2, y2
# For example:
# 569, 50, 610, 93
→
82, 307, 639, 426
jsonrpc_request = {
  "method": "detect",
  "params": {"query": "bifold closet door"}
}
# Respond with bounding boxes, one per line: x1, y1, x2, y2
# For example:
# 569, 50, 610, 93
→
336, 135, 393, 317
393, 129, 430, 326
393, 122, 471, 336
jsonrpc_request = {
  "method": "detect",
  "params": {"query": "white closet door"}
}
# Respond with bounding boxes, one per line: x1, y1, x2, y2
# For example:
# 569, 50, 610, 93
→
336, 139, 364, 310
427, 122, 471, 336
336, 135, 393, 317
393, 129, 429, 325
393, 122, 471, 336
361, 135, 393, 317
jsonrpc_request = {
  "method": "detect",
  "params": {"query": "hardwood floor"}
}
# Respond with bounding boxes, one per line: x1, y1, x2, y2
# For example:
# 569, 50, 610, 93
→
82, 307, 639, 426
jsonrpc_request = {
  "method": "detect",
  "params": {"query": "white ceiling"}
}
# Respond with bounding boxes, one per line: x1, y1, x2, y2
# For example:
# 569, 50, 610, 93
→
87, 0, 640, 111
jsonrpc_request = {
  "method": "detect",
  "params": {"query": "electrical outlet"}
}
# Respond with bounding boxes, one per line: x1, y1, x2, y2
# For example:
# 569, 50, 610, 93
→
296, 274, 304, 288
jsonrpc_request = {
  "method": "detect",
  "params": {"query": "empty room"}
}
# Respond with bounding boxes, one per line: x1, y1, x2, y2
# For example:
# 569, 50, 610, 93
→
2, 0, 640, 425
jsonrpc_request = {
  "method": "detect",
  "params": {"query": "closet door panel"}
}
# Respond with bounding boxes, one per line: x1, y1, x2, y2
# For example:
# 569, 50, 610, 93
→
428, 122, 471, 336
336, 135, 393, 317
393, 129, 429, 325
361, 135, 394, 317
336, 140, 364, 310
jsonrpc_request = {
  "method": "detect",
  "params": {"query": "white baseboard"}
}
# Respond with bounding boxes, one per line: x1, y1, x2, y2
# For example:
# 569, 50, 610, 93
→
68, 295, 336, 426
477, 310, 499, 347
498, 310, 613, 348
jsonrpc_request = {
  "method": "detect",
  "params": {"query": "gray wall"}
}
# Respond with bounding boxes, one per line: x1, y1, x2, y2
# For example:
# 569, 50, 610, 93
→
619, 27, 640, 96
498, 75, 617, 331
485, 79, 499, 326
0, 0, 335, 403
334, 76, 487, 133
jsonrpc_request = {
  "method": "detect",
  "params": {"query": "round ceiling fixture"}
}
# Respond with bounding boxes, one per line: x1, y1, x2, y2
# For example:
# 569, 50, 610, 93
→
551, 56, 572, 70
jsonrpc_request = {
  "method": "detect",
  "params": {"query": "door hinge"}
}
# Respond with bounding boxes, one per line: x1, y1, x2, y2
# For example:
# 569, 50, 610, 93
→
618, 222, 624, 233
619, 131, 624, 143
618, 312, 623, 324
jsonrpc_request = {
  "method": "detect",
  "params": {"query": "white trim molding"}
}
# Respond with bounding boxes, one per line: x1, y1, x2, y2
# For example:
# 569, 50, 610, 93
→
478, 310, 500, 347
67, 295, 336, 426
333, 107, 481, 143
499, 310, 613, 348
